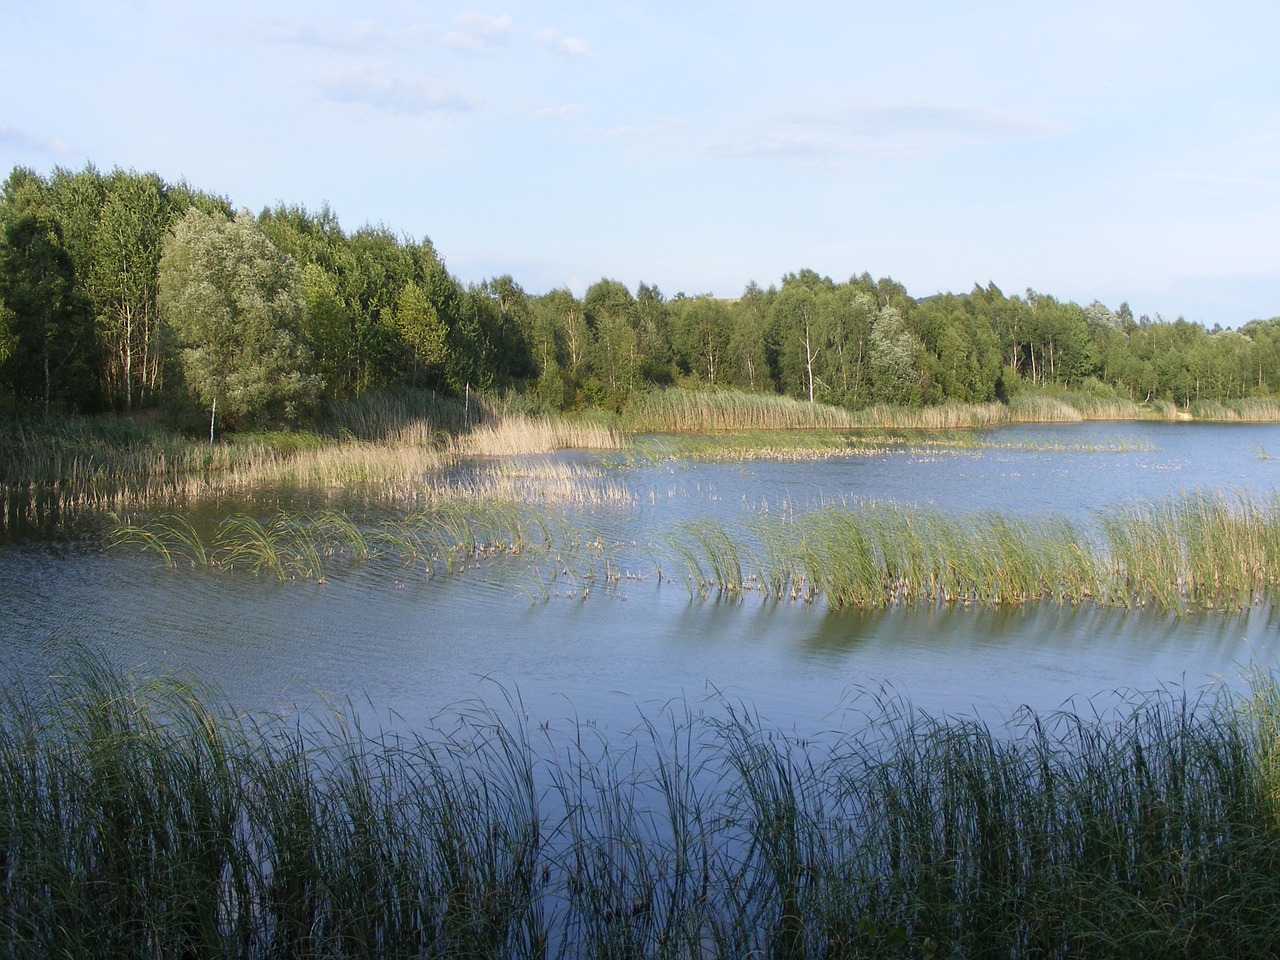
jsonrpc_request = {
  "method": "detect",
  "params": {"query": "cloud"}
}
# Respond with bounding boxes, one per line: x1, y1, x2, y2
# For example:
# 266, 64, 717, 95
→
708, 103, 1070, 165
535, 28, 592, 61
0, 123, 70, 155
263, 19, 401, 51
317, 64, 480, 114
443, 12, 515, 56
1162, 171, 1280, 190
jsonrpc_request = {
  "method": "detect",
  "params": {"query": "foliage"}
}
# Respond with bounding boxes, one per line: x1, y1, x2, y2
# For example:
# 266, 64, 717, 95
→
159, 208, 323, 437
4, 162, 1280, 426
0, 209, 100, 413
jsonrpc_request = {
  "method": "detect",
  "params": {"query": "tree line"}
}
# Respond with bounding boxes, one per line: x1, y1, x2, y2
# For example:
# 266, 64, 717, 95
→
2, 163, 1278, 430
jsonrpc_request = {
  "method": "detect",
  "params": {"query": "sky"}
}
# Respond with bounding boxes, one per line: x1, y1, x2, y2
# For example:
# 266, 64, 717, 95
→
2, 1, 1278, 327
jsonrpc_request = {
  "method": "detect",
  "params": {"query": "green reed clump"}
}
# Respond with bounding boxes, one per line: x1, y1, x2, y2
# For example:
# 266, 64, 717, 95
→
113, 501, 565, 583
733, 504, 1108, 609
660, 489, 1280, 614
1099, 490, 1280, 611
5, 660, 1280, 958
624, 388, 861, 433
661, 519, 749, 598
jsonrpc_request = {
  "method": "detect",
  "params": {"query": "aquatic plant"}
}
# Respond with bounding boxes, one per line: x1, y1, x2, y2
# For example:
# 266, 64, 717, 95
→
2, 659, 1280, 957
661, 489, 1280, 614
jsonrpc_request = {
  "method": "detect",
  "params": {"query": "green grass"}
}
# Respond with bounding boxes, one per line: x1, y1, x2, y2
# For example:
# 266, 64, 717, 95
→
3, 657, 1280, 957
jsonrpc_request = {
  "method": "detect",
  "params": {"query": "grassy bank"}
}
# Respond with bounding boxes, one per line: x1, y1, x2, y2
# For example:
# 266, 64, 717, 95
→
624, 386, 1280, 434
0, 392, 623, 527
2, 659, 1279, 958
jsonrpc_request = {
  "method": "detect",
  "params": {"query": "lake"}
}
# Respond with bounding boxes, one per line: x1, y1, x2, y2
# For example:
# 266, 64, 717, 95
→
4, 420, 1280, 736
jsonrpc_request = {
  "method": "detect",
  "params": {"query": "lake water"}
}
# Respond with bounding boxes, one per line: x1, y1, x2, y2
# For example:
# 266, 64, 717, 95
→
4, 421, 1280, 735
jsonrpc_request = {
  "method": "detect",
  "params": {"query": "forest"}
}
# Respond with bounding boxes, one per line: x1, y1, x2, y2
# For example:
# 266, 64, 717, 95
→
2, 162, 1278, 430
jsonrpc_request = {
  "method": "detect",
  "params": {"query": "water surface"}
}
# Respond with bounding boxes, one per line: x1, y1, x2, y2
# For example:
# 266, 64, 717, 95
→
4, 421, 1279, 733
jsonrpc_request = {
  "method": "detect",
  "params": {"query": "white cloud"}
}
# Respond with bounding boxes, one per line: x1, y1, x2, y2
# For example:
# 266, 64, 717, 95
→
708, 103, 1070, 166
317, 63, 480, 114
529, 104, 584, 122
444, 12, 515, 56
0, 123, 69, 155
263, 19, 398, 51
535, 27, 592, 61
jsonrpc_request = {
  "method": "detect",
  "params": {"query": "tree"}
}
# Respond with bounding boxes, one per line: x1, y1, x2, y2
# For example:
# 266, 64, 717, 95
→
394, 280, 447, 387
726, 282, 771, 392
672, 295, 731, 385
584, 279, 640, 400
159, 208, 321, 441
867, 306, 924, 405
0, 212, 100, 413
89, 170, 169, 409
770, 282, 822, 402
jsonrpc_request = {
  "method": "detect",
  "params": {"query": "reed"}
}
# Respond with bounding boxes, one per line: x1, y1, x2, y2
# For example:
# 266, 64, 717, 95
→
623, 387, 1191, 436
660, 489, 1280, 614
113, 500, 566, 583
848, 401, 1011, 430
450, 416, 624, 457
624, 389, 861, 433
1189, 396, 1280, 421
4, 659, 1280, 958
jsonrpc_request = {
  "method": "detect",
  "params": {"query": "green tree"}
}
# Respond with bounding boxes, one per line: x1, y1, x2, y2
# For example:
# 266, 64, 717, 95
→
394, 279, 447, 387
867, 305, 924, 405
0, 212, 100, 413
584, 279, 640, 401
726, 282, 771, 392
89, 170, 170, 408
672, 295, 731, 385
159, 209, 321, 440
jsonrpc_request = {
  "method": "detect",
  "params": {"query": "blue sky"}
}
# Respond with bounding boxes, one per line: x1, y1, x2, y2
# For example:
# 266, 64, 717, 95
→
2, 1, 1278, 326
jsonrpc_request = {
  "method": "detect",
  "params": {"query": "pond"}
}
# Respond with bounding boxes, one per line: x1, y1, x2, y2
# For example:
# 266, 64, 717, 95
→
4, 420, 1280, 735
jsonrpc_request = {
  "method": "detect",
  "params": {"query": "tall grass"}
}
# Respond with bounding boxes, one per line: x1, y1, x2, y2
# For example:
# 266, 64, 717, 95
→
3, 659, 1280, 957
622, 387, 1209, 435
662, 489, 1280, 614
114, 502, 566, 582
1, 400, 624, 528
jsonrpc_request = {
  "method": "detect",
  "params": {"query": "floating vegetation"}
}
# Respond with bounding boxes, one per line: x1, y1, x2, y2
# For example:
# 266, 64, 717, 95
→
3, 658, 1280, 958
634, 428, 1156, 463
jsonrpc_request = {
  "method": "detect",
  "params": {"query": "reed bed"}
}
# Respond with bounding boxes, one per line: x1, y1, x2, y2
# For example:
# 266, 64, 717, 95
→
623, 388, 1191, 436
1189, 397, 1280, 421
114, 502, 568, 582
117, 488, 1280, 613
662, 489, 1280, 613
451, 416, 624, 457
3, 659, 1280, 958
624, 389, 860, 432
1, 405, 625, 528
847, 401, 1011, 429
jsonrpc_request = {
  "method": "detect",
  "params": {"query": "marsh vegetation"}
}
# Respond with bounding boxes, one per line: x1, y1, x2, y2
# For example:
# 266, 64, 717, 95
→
3, 658, 1280, 958
7, 397, 1280, 959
